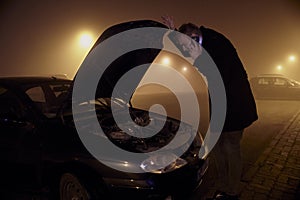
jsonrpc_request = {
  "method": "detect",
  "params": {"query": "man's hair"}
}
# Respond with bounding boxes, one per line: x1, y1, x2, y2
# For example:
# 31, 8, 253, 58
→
178, 23, 201, 36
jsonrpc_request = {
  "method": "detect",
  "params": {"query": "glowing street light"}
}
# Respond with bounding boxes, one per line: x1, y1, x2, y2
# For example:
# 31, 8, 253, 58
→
288, 55, 296, 62
276, 65, 283, 71
78, 32, 94, 49
72, 31, 96, 72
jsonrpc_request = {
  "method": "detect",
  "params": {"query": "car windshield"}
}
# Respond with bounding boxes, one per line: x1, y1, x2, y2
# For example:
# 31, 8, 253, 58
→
290, 79, 300, 86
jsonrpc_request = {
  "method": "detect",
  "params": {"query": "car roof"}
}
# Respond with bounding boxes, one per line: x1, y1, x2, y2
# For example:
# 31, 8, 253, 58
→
254, 74, 284, 77
0, 75, 71, 85
250, 74, 287, 80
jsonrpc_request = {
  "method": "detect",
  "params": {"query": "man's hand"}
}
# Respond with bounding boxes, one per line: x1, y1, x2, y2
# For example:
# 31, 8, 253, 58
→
161, 15, 175, 30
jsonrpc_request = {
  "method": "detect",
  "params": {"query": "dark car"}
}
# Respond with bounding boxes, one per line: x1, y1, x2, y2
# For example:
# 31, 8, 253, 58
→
250, 74, 300, 100
0, 20, 210, 200
0, 75, 72, 196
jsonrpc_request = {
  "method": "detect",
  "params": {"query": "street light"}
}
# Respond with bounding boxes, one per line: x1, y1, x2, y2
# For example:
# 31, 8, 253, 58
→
288, 55, 296, 63
78, 32, 94, 49
276, 65, 283, 71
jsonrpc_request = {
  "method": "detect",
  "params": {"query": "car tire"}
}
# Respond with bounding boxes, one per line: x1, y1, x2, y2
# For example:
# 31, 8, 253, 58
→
60, 173, 90, 200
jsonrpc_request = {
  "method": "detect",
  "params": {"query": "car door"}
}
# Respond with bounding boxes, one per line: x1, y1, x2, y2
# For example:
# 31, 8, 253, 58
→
0, 85, 31, 160
273, 77, 290, 99
253, 77, 274, 99
0, 84, 43, 186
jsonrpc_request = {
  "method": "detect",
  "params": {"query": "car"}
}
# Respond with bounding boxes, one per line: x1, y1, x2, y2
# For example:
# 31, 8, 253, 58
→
250, 74, 300, 100
0, 20, 210, 200
0, 75, 72, 197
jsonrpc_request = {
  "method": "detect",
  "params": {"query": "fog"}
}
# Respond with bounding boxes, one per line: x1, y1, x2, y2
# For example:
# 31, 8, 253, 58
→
0, 0, 299, 80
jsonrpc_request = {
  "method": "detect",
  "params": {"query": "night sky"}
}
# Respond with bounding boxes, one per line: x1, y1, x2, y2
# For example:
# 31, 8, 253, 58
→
1, 0, 300, 80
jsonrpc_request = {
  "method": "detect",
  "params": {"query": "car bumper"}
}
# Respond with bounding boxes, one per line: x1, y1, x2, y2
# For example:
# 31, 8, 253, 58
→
102, 158, 208, 199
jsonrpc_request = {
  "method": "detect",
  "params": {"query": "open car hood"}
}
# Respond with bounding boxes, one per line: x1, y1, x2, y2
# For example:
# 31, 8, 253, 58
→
70, 19, 210, 135
72, 20, 168, 99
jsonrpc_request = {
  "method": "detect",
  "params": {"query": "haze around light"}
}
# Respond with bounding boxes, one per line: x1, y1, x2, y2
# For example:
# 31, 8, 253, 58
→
0, 0, 299, 80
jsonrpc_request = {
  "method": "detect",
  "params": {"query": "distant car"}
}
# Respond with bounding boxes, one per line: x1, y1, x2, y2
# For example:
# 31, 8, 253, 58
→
1, 20, 210, 200
250, 74, 300, 100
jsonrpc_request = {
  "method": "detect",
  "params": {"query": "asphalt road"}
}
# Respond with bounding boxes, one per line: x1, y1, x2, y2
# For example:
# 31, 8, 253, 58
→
191, 99, 300, 200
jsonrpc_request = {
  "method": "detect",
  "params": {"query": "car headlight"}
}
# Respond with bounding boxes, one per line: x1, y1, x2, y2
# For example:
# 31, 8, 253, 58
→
140, 153, 187, 173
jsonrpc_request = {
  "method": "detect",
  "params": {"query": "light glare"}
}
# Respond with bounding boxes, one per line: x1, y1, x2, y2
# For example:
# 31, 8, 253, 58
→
162, 57, 170, 65
288, 55, 296, 62
79, 33, 93, 48
276, 65, 283, 71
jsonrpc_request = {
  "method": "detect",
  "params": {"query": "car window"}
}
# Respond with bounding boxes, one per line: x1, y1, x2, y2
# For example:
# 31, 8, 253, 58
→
258, 78, 271, 85
26, 86, 46, 103
49, 84, 70, 98
274, 78, 287, 86
0, 86, 24, 119
25, 82, 71, 118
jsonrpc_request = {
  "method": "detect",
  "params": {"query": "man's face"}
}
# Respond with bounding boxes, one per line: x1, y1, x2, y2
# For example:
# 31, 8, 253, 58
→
176, 34, 202, 60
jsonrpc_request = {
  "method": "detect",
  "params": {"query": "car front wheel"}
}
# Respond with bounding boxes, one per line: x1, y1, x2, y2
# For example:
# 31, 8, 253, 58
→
60, 173, 90, 200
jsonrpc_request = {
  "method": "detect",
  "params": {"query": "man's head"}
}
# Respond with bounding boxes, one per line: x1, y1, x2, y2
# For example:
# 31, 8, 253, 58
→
178, 23, 202, 43
168, 23, 202, 60
175, 33, 202, 59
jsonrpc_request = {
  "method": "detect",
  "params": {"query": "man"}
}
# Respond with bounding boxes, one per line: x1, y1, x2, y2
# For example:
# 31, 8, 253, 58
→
164, 18, 258, 200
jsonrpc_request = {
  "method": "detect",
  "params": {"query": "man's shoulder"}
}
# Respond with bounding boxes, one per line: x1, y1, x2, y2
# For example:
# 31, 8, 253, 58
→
200, 26, 224, 37
200, 26, 234, 48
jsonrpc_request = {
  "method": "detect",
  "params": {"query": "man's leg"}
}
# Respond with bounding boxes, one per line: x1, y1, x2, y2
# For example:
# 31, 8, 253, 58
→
212, 133, 229, 193
222, 130, 243, 196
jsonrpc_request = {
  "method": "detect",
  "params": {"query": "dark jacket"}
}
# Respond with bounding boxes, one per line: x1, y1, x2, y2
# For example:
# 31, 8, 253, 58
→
194, 26, 258, 131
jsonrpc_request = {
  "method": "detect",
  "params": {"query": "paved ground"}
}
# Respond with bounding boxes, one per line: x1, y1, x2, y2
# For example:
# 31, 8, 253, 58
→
239, 110, 300, 200
195, 110, 300, 200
